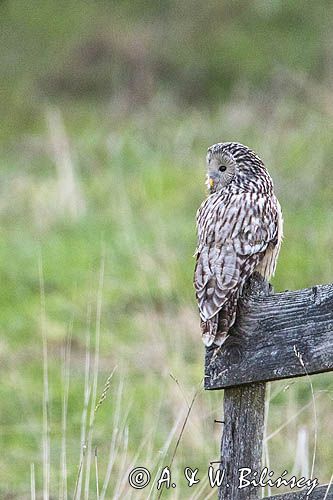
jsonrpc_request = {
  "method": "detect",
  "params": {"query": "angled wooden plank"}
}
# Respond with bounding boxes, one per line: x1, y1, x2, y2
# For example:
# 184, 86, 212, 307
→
263, 483, 333, 499
205, 274, 333, 389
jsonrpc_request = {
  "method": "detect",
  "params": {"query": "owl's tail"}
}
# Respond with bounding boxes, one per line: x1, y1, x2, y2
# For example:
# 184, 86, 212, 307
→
201, 315, 228, 347
201, 295, 238, 347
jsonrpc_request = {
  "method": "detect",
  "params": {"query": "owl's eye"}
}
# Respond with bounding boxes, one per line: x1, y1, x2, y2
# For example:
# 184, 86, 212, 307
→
219, 165, 227, 172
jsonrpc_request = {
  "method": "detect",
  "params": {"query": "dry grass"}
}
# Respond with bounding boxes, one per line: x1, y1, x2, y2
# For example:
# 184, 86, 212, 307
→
1, 98, 332, 498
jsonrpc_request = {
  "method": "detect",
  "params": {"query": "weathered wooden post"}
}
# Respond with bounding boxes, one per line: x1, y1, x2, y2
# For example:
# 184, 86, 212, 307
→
205, 273, 333, 499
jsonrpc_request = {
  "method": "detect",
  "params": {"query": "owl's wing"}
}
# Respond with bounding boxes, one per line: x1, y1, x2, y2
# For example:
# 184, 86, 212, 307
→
194, 192, 279, 321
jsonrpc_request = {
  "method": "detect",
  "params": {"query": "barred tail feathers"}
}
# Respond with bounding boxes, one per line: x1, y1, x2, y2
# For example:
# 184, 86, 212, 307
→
201, 294, 238, 347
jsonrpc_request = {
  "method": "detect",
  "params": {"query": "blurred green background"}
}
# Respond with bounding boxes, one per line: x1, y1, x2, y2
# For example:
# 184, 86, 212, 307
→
1, 1, 332, 498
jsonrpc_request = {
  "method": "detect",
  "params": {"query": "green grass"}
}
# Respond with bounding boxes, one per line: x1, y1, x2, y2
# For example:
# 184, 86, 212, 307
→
0, 95, 332, 498
1, 2, 333, 497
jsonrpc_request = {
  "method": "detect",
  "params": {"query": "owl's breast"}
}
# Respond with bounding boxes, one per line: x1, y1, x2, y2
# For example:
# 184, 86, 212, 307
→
196, 193, 224, 251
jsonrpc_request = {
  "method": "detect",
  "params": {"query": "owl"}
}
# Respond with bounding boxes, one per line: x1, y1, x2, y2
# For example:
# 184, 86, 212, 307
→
194, 142, 283, 347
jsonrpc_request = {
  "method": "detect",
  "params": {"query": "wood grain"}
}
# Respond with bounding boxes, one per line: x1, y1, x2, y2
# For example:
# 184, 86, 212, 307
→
205, 275, 333, 389
218, 382, 266, 500
263, 483, 333, 499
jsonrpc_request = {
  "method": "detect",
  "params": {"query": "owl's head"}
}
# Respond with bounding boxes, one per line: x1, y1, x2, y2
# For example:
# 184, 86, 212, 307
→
205, 142, 268, 193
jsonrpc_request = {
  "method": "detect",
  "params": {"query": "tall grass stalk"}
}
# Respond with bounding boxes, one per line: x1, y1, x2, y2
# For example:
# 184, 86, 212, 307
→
30, 463, 36, 500
59, 320, 73, 500
144, 392, 165, 468
84, 246, 105, 500
323, 473, 333, 500
94, 447, 99, 500
147, 410, 185, 500
263, 382, 271, 497
293, 345, 318, 479
264, 394, 324, 443
169, 373, 190, 408
94, 367, 117, 414
168, 381, 202, 472
189, 473, 216, 500
38, 250, 50, 500
100, 379, 123, 500
74, 303, 92, 500
113, 426, 129, 499
157, 380, 202, 499
117, 433, 153, 499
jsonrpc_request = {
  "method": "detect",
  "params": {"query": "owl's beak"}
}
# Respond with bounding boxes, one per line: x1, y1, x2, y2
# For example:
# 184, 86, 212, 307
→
207, 172, 219, 193
208, 171, 220, 187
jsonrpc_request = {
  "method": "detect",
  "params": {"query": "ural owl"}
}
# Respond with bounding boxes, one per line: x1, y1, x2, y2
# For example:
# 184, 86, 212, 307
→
194, 142, 283, 347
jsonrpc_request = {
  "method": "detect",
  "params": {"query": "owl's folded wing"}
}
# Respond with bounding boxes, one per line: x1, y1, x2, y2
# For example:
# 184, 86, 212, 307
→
194, 192, 280, 321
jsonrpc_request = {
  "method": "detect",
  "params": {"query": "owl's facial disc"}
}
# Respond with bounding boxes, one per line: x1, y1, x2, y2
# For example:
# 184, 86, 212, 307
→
206, 147, 236, 193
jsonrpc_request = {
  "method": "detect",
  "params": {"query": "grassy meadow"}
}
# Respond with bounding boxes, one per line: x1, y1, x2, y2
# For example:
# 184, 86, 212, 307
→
1, 2, 333, 499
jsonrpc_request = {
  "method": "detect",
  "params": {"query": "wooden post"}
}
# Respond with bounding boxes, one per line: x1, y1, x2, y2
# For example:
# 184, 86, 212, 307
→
219, 383, 266, 500
204, 274, 333, 499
